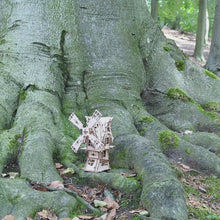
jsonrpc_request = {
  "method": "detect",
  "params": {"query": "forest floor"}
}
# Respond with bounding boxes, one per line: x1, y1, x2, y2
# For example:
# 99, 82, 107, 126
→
162, 27, 211, 68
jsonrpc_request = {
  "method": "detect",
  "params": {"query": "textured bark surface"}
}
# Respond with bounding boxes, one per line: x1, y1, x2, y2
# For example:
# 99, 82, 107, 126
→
194, 0, 207, 61
206, 0, 220, 75
0, 0, 220, 219
151, 0, 158, 21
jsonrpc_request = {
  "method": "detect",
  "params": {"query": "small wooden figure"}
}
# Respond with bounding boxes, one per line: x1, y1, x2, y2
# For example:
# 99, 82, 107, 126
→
69, 110, 114, 172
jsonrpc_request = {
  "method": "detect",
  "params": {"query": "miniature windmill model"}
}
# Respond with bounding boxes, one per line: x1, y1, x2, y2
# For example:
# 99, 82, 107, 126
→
69, 110, 114, 172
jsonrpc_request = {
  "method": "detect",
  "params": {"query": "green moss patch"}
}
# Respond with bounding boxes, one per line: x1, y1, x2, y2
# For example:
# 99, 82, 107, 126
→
204, 69, 219, 80
138, 116, 154, 124
184, 147, 191, 155
140, 127, 146, 136
175, 59, 185, 71
203, 102, 220, 113
167, 88, 195, 103
158, 130, 180, 151
197, 104, 219, 120
163, 45, 170, 52
19, 90, 27, 101
0, 39, 6, 45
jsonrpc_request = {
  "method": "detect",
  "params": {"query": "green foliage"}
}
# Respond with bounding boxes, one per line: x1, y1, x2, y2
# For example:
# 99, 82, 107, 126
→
19, 90, 27, 101
158, 0, 198, 32
204, 69, 219, 80
184, 147, 191, 155
203, 102, 220, 112
163, 45, 170, 52
138, 116, 154, 124
158, 130, 180, 151
167, 88, 194, 102
140, 127, 146, 136
0, 39, 6, 45
175, 59, 185, 71
197, 104, 218, 120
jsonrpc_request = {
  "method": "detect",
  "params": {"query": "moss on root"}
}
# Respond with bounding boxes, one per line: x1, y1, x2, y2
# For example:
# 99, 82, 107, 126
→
204, 69, 219, 80
138, 116, 154, 124
158, 130, 180, 152
197, 104, 219, 120
175, 59, 185, 71
163, 45, 170, 52
203, 102, 220, 113
167, 88, 195, 103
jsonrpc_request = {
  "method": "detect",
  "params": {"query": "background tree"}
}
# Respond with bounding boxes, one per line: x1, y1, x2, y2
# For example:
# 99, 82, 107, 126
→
205, 7, 209, 44
194, 0, 207, 61
206, 0, 220, 75
157, 0, 198, 32
0, 0, 220, 219
151, 0, 158, 21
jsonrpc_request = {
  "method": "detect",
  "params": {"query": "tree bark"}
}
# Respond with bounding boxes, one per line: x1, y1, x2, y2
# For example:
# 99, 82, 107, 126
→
0, 0, 220, 219
151, 0, 158, 21
194, 0, 207, 61
205, 7, 209, 44
206, 0, 220, 75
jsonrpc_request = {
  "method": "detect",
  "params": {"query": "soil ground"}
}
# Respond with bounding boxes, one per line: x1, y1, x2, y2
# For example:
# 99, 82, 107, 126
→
162, 27, 210, 68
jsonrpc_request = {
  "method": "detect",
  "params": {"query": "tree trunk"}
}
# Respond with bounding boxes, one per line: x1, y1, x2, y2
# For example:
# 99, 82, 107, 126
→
206, 0, 220, 75
194, 0, 207, 61
0, 0, 220, 219
205, 7, 209, 44
151, 0, 158, 21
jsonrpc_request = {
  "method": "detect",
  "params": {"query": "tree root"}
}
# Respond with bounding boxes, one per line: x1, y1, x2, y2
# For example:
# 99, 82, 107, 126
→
27, 178, 102, 216
0, 178, 78, 219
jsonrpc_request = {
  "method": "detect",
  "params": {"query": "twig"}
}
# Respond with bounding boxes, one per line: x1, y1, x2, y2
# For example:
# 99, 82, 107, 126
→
27, 179, 102, 215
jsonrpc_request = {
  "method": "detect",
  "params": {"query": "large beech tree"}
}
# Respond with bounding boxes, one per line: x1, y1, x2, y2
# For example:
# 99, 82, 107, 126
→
0, 0, 220, 219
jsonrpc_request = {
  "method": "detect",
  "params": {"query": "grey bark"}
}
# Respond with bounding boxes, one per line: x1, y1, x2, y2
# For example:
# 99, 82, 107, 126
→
0, 0, 220, 219
206, 0, 220, 75
205, 8, 209, 44
151, 0, 158, 21
194, 0, 207, 61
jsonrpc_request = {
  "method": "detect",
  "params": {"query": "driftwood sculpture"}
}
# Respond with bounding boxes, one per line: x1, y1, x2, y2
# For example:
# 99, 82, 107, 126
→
69, 110, 114, 172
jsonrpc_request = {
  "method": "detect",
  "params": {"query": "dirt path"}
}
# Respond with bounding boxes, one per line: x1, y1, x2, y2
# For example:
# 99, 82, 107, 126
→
162, 27, 210, 68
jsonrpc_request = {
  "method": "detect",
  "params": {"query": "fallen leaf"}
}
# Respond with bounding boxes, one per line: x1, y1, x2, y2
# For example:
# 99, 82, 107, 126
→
104, 197, 119, 209
106, 208, 116, 220
55, 163, 63, 169
59, 218, 72, 220
27, 217, 33, 220
120, 172, 137, 178
129, 209, 144, 214
78, 216, 93, 219
49, 180, 64, 189
36, 209, 58, 220
139, 210, 150, 216
1, 173, 8, 177
198, 186, 207, 193
72, 218, 80, 220
179, 163, 190, 171
8, 172, 19, 179
60, 167, 75, 175
95, 213, 108, 220
37, 210, 49, 218
2, 215, 14, 220
94, 199, 108, 207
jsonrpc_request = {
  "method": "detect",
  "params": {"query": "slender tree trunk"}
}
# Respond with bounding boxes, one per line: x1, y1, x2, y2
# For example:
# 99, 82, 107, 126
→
151, 0, 158, 21
206, 0, 220, 75
205, 7, 209, 44
194, 0, 207, 61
